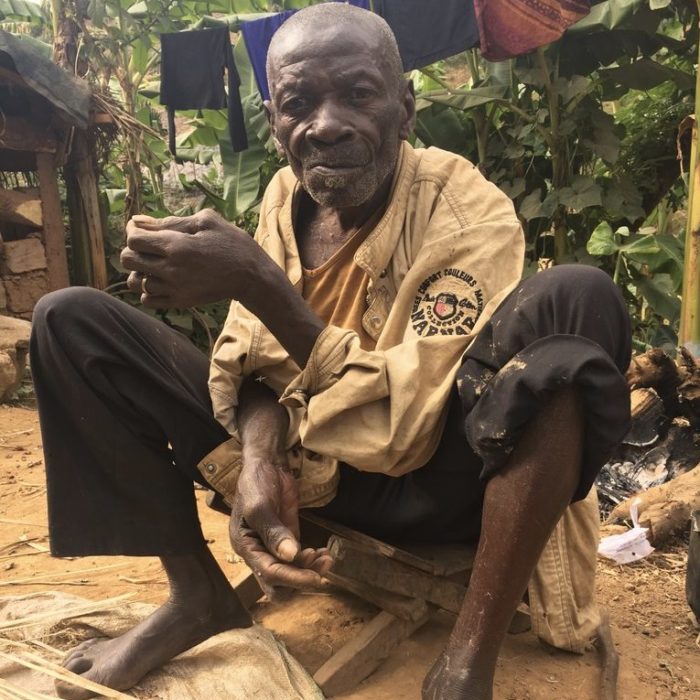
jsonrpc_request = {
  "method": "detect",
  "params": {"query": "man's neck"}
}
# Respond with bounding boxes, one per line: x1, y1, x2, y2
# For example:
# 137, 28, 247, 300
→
296, 171, 394, 269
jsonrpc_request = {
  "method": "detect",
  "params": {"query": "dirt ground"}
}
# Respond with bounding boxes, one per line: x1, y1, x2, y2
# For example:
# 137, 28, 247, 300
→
1, 403, 698, 699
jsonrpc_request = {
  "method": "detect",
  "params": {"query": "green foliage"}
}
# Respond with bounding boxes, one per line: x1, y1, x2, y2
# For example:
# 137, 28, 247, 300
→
14, 0, 696, 351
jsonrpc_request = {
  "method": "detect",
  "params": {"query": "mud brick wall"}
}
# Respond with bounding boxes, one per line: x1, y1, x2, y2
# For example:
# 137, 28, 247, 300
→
0, 234, 50, 319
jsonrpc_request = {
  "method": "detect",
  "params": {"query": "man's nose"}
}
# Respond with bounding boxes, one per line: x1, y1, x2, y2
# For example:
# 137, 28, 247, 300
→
307, 100, 354, 145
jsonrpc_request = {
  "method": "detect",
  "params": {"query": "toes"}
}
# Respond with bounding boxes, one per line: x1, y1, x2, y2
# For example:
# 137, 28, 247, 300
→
62, 637, 103, 666
65, 656, 93, 675
54, 678, 97, 700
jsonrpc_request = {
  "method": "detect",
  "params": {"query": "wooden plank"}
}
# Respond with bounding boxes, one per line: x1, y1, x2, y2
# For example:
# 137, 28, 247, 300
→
402, 543, 476, 577
72, 132, 108, 288
324, 571, 429, 622
36, 152, 70, 291
301, 512, 439, 574
313, 609, 430, 697
329, 536, 467, 614
231, 570, 264, 610
0, 188, 42, 227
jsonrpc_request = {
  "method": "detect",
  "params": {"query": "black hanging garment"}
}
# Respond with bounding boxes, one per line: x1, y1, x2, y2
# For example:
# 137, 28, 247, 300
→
374, 0, 479, 72
160, 27, 247, 158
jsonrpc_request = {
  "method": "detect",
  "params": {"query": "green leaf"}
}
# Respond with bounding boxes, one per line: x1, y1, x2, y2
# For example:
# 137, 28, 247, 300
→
558, 176, 602, 212
653, 234, 684, 268
419, 86, 508, 112
619, 234, 661, 256
499, 178, 526, 200
220, 129, 266, 218
166, 311, 194, 332
637, 274, 680, 322
128, 35, 150, 77
584, 128, 621, 164
568, 0, 646, 33
415, 105, 470, 153
587, 222, 618, 256
518, 191, 543, 221
600, 59, 695, 92
0, 0, 45, 21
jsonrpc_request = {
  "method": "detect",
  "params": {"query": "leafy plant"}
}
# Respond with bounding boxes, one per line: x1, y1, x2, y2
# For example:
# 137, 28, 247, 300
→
9, 0, 697, 352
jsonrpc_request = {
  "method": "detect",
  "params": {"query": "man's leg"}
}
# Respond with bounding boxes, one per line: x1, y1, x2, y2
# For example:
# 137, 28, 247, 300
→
422, 386, 582, 700
424, 265, 632, 700
31, 288, 250, 700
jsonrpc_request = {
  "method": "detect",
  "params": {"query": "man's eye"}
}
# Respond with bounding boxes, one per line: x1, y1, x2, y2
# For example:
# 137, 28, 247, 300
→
348, 87, 374, 101
282, 97, 308, 112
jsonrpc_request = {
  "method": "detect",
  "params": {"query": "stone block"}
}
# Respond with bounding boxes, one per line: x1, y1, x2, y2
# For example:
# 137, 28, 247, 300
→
0, 280, 6, 311
0, 314, 31, 401
1, 237, 47, 275
4, 271, 49, 314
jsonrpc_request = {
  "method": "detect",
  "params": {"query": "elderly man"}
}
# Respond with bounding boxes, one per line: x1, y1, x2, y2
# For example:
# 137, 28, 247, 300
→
31, 4, 631, 700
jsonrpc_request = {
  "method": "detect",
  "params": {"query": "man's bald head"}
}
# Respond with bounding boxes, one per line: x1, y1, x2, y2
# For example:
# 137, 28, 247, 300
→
266, 3, 404, 98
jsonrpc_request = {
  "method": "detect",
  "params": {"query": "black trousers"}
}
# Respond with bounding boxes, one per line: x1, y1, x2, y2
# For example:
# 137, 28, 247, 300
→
30, 265, 631, 557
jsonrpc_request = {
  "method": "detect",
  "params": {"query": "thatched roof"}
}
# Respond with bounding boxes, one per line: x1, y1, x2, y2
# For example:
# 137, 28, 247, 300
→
0, 29, 90, 128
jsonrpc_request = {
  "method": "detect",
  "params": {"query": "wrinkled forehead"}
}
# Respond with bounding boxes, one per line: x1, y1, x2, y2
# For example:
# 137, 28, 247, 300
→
268, 24, 385, 95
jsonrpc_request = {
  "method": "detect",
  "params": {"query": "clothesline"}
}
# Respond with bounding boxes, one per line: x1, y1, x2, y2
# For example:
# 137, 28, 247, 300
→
158, 0, 591, 155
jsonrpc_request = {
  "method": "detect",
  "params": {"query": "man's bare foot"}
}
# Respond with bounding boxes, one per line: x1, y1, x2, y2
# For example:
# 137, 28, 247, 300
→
422, 650, 493, 700
54, 550, 252, 700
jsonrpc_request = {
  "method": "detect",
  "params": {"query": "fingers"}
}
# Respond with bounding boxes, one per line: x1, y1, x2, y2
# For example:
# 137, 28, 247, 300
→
125, 221, 175, 257
125, 270, 144, 294
131, 209, 221, 234
252, 510, 300, 563
239, 533, 330, 592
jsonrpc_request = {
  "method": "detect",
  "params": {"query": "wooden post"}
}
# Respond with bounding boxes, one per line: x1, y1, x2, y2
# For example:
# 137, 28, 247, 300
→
64, 131, 108, 289
680, 4, 700, 357
35, 152, 70, 291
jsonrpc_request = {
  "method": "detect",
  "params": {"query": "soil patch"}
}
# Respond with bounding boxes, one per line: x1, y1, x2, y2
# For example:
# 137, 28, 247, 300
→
1, 405, 698, 699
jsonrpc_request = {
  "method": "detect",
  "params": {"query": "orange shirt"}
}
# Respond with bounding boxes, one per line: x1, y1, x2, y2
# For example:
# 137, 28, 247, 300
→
302, 223, 378, 352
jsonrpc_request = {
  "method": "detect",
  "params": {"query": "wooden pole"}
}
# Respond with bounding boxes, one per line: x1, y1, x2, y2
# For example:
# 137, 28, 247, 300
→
680, 5, 700, 357
35, 152, 70, 291
64, 131, 108, 289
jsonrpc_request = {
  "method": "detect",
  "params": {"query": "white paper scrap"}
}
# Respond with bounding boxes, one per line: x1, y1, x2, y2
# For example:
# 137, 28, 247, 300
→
598, 499, 655, 565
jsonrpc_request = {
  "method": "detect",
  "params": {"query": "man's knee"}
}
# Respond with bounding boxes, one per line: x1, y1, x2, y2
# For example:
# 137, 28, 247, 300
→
525, 264, 622, 311
33, 287, 111, 327
31, 287, 118, 359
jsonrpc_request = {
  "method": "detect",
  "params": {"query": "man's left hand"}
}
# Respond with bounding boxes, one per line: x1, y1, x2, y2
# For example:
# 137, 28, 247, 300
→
122, 209, 260, 308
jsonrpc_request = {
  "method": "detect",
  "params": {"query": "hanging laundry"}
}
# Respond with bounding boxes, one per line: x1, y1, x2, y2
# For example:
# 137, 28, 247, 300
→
240, 0, 370, 101
374, 0, 478, 72
160, 26, 247, 157
240, 9, 296, 102
473, 0, 591, 61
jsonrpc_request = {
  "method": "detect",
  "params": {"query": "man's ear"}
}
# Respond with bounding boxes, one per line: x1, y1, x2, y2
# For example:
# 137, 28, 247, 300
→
264, 100, 286, 157
399, 80, 417, 141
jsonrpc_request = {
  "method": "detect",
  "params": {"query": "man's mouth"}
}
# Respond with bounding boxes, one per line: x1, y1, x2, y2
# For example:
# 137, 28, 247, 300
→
310, 163, 364, 175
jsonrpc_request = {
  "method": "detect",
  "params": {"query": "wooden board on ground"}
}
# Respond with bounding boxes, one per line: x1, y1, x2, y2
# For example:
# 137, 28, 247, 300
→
313, 609, 431, 697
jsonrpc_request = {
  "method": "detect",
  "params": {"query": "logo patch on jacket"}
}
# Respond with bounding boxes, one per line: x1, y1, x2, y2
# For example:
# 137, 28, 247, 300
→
411, 269, 484, 336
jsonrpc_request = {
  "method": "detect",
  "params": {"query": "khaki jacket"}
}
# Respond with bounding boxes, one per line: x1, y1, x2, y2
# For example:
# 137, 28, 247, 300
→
198, 141, 602, 653
200, 142, 523, 505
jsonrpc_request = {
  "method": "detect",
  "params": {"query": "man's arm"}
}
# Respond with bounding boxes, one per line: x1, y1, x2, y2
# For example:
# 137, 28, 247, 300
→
121, 210, 324, 369
229, 377, 332, 591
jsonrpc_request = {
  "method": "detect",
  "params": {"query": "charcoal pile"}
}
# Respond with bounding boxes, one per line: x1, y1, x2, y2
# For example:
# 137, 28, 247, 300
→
597, 347, 700, 544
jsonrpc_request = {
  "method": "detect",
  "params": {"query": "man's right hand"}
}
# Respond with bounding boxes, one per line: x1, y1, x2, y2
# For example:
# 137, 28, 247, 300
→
229, 454, 332, 595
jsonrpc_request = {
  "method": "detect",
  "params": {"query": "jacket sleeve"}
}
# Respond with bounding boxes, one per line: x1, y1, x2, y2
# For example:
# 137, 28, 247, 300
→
280, 213, 525, 476
208, 168, 305, 448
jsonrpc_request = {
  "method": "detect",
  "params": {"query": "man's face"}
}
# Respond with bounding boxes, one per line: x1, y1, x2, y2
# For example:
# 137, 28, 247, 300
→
267, 27, 415, 209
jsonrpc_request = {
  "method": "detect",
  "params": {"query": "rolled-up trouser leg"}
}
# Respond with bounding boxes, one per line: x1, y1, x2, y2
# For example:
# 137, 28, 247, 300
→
457, 264, 632, 501
30, 287, 230, 557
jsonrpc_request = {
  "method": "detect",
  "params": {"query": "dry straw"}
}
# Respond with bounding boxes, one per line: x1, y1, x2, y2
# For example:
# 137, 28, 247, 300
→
0, 649, 136, 699
0, 593, 133, 632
